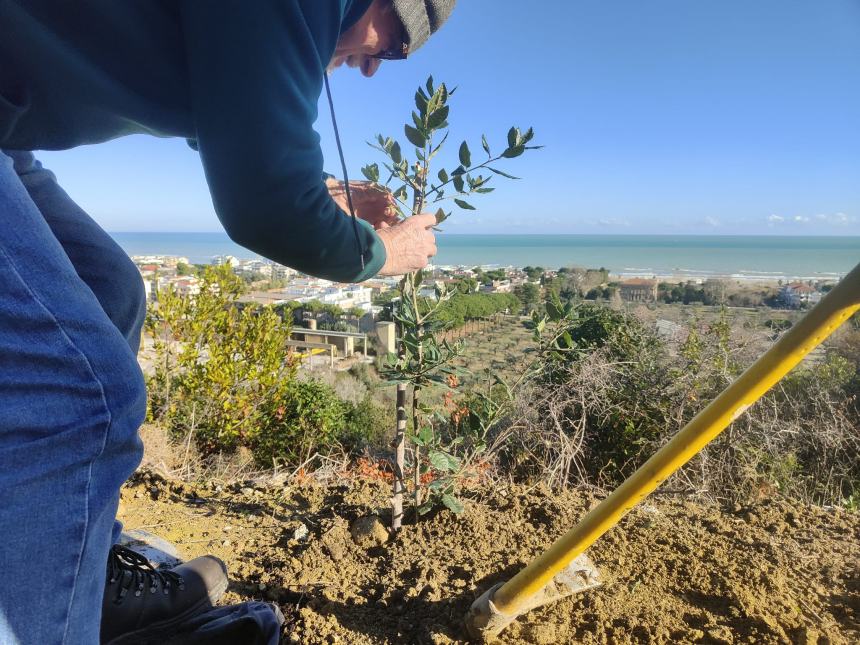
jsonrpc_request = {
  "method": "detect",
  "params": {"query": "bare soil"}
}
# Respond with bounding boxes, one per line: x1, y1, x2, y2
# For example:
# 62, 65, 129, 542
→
118, 470, 858, 644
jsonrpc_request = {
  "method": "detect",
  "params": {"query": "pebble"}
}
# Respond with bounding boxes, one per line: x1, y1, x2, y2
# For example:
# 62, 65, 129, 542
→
350, 516, 389, 548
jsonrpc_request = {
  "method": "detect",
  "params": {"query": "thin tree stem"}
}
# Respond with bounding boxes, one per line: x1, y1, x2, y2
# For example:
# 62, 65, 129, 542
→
392, 377, 407, 532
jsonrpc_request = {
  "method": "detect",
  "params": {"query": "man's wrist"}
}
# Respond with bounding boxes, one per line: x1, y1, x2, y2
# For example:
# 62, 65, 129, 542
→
351, 220, 387, 282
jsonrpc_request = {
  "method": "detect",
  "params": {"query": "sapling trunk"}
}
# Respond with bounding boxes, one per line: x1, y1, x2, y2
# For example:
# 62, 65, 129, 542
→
392, 350, 408, 531
392, 166, 428, 529
412, 386, 423, 508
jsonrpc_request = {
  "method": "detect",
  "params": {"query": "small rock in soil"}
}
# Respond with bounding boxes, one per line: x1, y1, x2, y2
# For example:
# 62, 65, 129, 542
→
350, 516, 388, 548
293, 524, 309, 542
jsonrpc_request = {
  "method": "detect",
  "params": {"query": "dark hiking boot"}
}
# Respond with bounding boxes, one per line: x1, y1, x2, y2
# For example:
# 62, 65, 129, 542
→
101, 544, 229, 644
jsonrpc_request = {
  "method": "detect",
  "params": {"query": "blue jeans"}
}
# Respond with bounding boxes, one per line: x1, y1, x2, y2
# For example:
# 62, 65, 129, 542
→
0, 150, 146, 644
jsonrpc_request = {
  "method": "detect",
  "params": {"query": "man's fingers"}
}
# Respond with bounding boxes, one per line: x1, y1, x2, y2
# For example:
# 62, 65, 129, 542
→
410, 212, 438, 229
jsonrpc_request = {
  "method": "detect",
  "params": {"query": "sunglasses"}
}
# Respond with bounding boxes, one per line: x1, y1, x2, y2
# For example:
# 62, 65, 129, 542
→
369, 41, 409, 61
369, 20, 409, 61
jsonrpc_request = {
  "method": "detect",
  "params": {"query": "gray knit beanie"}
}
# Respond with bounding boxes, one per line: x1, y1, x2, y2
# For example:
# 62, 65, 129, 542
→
390, 0, 456, 53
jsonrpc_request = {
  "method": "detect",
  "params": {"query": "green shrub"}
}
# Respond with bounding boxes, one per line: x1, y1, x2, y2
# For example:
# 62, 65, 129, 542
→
344, 395, 392, 451
146, 265, 299, 453
251, 380, 348, 467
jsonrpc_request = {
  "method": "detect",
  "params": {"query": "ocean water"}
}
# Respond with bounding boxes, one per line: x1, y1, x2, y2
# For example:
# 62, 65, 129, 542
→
110, 232, 859, 281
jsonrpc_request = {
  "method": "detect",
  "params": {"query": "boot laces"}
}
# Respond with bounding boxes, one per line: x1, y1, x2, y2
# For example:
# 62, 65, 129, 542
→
107, 544, 186, 604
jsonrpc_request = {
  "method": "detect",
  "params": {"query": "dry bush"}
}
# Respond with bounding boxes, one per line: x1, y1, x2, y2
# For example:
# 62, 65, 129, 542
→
501, 305, 860, 506
687, 356, 860, 504
299, 366, 368, 405
137, 422, 263, 484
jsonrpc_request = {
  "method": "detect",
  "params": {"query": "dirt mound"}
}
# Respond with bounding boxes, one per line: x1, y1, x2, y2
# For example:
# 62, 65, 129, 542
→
118, 472, 858, 644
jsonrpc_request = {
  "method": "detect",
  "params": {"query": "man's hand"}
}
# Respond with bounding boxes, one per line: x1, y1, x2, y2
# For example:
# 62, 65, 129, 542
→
375, 213, 438, 276
326, 179, 400, 230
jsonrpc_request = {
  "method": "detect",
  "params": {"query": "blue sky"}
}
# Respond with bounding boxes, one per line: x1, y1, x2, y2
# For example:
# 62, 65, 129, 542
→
37, 0, 860, 235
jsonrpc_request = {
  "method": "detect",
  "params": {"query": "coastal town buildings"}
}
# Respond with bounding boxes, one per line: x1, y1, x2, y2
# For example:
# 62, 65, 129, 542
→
133, 255, 834, 317
780, 283, 823, 308
619, 278, 658, 302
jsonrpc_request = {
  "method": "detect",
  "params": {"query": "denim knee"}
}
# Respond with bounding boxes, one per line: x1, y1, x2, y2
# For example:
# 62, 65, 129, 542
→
111, 257, 148, 354
4, 149, 148, 353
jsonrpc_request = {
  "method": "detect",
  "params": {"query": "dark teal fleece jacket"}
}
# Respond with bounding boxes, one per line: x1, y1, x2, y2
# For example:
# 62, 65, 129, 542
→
0, 0, 385, 282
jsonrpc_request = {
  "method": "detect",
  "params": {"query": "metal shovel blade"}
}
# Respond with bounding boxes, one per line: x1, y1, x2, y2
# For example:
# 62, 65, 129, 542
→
465, 552, 601, 641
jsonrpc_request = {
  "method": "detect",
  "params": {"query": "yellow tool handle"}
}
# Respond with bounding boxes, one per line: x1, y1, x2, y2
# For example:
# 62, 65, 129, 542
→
493, 262, 860, 615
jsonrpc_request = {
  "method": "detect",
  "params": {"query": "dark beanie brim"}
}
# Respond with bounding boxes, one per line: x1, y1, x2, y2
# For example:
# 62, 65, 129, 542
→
391, 0, 456, 52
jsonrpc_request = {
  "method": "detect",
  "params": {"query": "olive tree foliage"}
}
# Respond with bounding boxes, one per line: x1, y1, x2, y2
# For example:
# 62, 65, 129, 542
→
363, 77, 539, 523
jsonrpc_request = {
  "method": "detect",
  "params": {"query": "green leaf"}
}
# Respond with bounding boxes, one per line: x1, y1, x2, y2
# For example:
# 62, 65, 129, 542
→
437, 168, 449, 183
429, 450, 449, 471
418, 425, 434, 445
390, 141, 402, 164
442, 494, 465, 514
426, 75, 435, 96
459, 141, 471, 167
547, 295, 565, 321
482, 134, 491, 156
435, 208, 449, 225
438, 83, 449, 105
522, 127, 535, 144
430, 130, 450, 156
451, 166, 467, 176
502, 145, 526, 158
404, 124, 426, 148
427, 105, 449, 130
429, 450, 459, 472
454, 198, 476, 210
361, 163, 379, 183
415, 90, 428, 114
507, 126, 518, 148
453, 175, 465, 193
488, 167, 520, 180
412, 111, 424, 130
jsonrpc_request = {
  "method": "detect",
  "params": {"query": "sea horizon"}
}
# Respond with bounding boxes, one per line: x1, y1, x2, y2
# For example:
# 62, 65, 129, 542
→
110, 232, 860, 282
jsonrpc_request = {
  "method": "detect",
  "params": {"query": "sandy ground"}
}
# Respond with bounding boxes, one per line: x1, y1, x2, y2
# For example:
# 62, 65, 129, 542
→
118, 470, 858, 644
